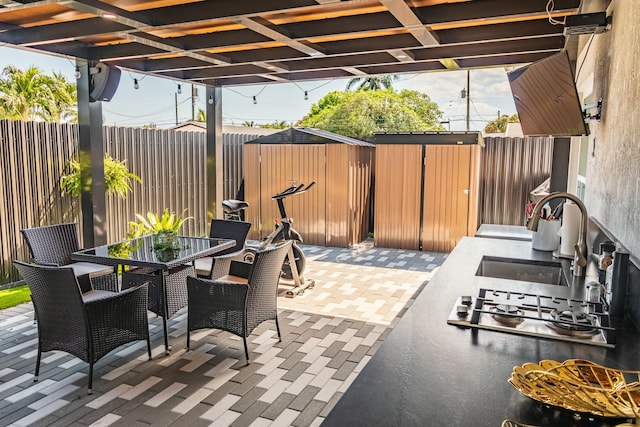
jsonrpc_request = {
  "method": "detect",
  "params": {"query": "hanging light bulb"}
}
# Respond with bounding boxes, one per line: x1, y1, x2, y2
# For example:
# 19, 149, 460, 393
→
177, 84, 182, 94
134, 78, 139, 90
253, 95, 257, 104
304, 91, 308, 101
208, 95, 214, 104
74, 66, 81, 79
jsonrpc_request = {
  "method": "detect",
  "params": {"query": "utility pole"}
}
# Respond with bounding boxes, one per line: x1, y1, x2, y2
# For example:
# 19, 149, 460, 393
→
174, 92, 178, 125
191, 84, 196, 121
466, 69, 470, 131
461, 69, 470, 131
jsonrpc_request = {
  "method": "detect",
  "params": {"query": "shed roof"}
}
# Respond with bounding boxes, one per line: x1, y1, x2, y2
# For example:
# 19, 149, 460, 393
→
245, 127, 374, 147
374, 131, 484, 146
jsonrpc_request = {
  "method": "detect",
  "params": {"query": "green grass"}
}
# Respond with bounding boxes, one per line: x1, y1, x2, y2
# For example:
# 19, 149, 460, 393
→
0, 285, 32, 310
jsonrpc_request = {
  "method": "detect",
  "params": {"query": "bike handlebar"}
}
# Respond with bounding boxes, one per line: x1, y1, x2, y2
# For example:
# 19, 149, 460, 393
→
272, 181, 316, 199
275, 185, 298, 198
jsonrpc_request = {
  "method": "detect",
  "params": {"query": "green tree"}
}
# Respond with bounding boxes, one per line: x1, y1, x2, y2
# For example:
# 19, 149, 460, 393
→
47, 72, 77, 123
0, 65, 77, 122
298, 89, 444, 138
196, 108, 206, 122
484, 113, 519, 133
346, 74, 398, 91
0, 65, 54, 121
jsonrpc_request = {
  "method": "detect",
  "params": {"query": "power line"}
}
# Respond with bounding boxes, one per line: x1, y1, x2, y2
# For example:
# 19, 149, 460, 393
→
470, 98, 493, 122
104, 97, 191, 120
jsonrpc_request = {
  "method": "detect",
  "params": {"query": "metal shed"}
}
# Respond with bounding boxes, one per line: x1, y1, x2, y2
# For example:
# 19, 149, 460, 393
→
373, 132, 483, 252
243, 127, 374, 248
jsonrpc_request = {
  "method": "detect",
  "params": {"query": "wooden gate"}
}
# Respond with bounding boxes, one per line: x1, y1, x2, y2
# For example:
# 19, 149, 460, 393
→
422, 144, 480, 252
373, 134, 481, 252
244, 144, 326, 246
373, 144, 423, 250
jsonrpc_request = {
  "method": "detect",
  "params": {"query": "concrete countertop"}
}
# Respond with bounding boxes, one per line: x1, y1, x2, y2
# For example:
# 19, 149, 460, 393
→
322, 237, 640, 427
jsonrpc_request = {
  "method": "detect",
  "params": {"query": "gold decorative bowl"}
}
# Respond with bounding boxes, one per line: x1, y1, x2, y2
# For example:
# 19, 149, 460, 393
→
509, 359, 640, 419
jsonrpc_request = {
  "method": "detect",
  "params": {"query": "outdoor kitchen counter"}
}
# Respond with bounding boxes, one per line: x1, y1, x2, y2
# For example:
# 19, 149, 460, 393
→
322, 236, 640, 427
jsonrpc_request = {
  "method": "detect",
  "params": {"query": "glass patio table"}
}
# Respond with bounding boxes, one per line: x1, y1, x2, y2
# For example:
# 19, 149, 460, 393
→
71, 235, 235, 354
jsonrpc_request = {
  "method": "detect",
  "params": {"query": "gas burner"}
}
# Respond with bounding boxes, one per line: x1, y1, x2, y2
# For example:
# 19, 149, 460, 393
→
546, 309, 599, 337
490, 304, 524, 326
447, 289, 615, 348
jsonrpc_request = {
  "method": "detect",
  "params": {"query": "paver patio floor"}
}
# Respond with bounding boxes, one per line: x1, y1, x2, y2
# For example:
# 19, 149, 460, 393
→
0, 242, 446, 427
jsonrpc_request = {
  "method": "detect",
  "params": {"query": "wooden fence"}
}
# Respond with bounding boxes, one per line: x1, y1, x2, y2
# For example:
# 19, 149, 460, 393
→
0, 120, 257, 286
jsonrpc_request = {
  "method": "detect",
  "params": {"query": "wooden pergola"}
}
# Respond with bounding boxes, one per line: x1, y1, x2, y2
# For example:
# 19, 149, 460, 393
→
0, 0, 586, 245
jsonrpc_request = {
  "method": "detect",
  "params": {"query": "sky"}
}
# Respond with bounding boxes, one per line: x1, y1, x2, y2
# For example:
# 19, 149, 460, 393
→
0, 45, 518, 132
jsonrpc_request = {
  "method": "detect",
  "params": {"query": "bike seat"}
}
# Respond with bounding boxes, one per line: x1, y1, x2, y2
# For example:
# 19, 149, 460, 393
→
222, 199, 249, 213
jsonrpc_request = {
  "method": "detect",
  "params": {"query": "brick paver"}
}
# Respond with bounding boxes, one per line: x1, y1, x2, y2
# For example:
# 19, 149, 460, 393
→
0, 243, 446, 426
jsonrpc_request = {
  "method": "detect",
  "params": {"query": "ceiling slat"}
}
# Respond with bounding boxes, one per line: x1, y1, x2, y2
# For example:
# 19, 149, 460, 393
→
0, 0, 583, 86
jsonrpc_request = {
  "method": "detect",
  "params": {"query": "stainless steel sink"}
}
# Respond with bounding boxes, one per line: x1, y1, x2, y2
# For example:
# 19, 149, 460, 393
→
476, 256, 567, 285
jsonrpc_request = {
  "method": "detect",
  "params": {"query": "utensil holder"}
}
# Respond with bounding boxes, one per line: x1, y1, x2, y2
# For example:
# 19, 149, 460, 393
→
531, 219, 561, 251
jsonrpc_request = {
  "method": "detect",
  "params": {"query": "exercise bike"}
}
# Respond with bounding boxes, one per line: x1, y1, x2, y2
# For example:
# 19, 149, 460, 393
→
222, 199, 249, 221
242, 181, 316, 297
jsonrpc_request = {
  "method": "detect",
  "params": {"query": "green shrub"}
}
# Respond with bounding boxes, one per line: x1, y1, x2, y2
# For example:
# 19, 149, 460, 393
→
61, 154, 141, 198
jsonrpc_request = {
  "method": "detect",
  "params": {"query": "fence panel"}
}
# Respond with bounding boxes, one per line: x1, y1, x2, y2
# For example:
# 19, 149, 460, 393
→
104, 127, 208, 241
0, 120, 80, 286
477, 136, 554, 226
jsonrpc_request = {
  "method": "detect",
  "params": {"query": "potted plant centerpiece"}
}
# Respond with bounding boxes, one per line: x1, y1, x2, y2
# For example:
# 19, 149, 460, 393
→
132, 209, 192, 259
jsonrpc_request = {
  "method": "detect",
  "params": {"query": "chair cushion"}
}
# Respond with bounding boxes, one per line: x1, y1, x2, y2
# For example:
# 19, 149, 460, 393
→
215, 274, 248, 285
194, 256, 213, 277
69, 262, 113, 278
81, 289, 115, 302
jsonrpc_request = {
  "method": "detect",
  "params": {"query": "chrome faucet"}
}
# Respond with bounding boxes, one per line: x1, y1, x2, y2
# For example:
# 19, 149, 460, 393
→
526, 192, 588, 277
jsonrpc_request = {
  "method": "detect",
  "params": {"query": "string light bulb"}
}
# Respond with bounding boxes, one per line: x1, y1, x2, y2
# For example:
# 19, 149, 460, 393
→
304, 91, 308, 100
208, 95, 213, 104
177, 84, 182, 94
74, 66, 81, 79
134, 78, 139, 90
253, 95, 257, 104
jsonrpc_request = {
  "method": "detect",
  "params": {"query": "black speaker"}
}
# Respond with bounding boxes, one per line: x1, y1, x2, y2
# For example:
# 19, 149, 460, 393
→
89, 63, 121, 102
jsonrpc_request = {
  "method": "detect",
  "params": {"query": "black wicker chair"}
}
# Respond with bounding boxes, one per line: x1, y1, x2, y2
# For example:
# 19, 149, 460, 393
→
186, 241, 291, 363
14, 261, 151, 394
193, 219, 252, 280
21, 223, 116, 292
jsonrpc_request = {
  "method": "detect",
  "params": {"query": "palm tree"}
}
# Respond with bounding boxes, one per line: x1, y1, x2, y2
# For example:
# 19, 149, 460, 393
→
0, 65, 56, 121
346, 74, 398, 92
0, 66, 77, 123
46, 72, 77, 123
260, 120, 289, 129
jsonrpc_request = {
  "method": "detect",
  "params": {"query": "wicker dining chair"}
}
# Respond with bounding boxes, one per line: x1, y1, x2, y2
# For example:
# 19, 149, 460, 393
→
21, 223, 116, 292
186, 241, 291, 363
193, 219, 252, 280
14, 261, 151, 394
